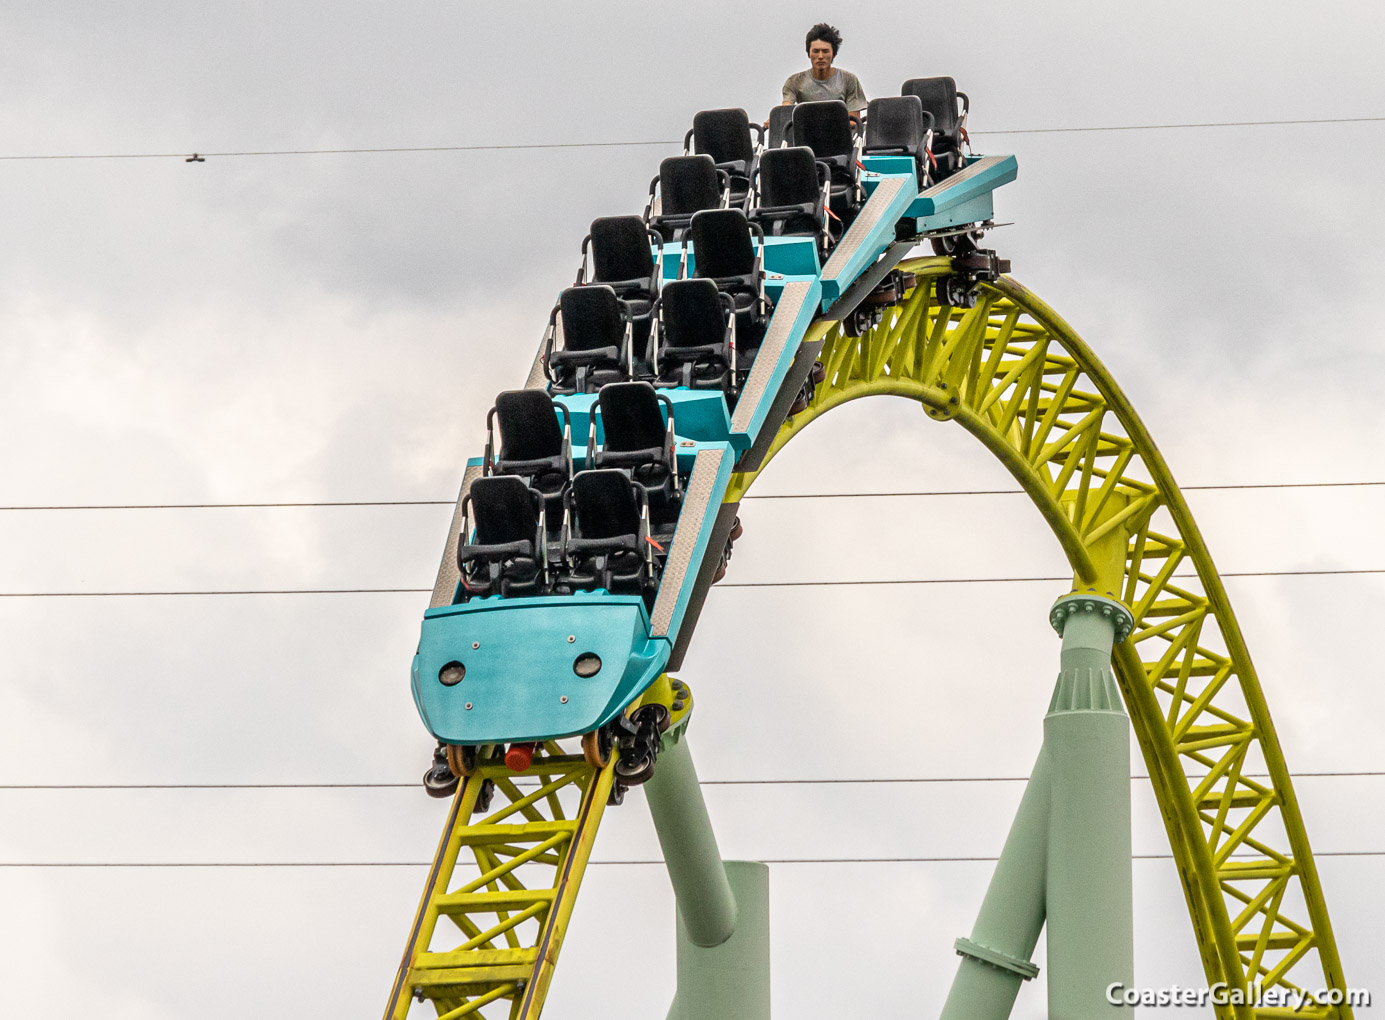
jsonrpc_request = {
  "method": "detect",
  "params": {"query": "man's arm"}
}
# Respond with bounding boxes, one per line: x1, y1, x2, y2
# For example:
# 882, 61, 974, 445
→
844, 71, 868, 114
781, 72, 802, 106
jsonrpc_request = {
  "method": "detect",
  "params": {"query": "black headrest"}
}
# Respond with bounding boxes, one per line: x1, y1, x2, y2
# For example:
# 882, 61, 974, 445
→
468, 475, 540, 544
598, 382, 666, 453
571, 469, 641, 539
559, 286, 626, 351
493, 390, 563, 463
690, 209, 756, 280
792, 100, 853, 160
767, 105, 795, 149
757, 146, 823, 208
589, 216, 655, 285
692, 108, 755, 167
864, 95, 929, 155
660, 279, 729, 349
658, 155, 722, 216
901, 77, 960, 137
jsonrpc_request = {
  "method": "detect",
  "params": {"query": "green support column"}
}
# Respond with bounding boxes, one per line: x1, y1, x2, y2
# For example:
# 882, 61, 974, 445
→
938, 749, 1048, 1020
646, 730, 770, 1020
941, 592, 1135, 1020
1045, 594, 1134, 1018
666, 862, 770, 1020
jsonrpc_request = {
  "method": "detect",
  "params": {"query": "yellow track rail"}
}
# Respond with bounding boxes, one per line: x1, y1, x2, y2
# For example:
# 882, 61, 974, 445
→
727, 257, 1354, 1019
385, 747, 614, 1020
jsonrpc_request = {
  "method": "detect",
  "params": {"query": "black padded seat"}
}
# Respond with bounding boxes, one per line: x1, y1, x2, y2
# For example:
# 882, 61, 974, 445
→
766, 104, 794, 149
793, 100, 855, 162
546, 285, 631, 394
654, 279, 736, 391
689, 208, 770, 356
594, 382, 679, 508
457, 475, 545, 600
564, 469, 654, 598
902, 77, 968, 177
750, 146, 829, 242
790, 100, 861, 230
685, 108, 763, 209
486, 389, 572, 524
863, 95, 935, 182
646, 155, 728, 241
578, 216, 662, 360
580, 216, 662, 301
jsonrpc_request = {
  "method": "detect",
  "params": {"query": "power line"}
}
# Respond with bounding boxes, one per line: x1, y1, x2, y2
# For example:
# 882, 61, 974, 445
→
3, 771, 1379, 791
0, 140, 679, 162
2, 851, 1382, 868
1, 567, 1380, 598
5, 115, 1385, 163
979, 115, 1385, 136
2, 480, 1381, 512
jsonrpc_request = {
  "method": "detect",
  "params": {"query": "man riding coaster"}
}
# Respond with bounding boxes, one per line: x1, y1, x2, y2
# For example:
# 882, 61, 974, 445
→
780, 22, 867, 123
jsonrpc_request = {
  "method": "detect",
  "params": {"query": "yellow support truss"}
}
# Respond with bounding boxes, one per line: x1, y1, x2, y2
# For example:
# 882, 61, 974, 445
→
385, 746, 614, 1020
726, 257, 1354, 1019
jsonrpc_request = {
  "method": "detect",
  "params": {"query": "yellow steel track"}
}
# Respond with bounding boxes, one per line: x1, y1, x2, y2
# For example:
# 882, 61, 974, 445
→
389, 257, 1353, 1020
727, 257, 1354, 1019
386, 747, 614, 1020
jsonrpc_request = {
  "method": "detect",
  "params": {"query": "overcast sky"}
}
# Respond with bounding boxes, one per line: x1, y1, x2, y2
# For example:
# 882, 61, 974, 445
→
2, 2, 1384, 1017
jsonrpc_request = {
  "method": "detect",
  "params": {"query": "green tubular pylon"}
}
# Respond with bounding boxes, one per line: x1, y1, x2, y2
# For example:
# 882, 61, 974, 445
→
1045, 594, 1135, 1017
666, 863, 770, 1020
645, 733, 738, 946
645, 730, 770, 1020
941, 593, 1134, 1020
938, 751, 1048, 1020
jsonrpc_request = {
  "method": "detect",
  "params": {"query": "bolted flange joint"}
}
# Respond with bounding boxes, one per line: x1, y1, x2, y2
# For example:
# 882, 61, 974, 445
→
1050, 592, 1133, 643
953, 937, 1040, 980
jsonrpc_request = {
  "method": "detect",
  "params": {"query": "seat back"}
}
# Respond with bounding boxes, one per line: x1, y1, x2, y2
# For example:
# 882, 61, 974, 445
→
598, 382, 667, 455
902, 77, 961, 145
757, 146, 823, 208
690, 209, 756, 281
767, 104, 794, 148
571, 470, 642, 541
468, 475, 540, 548
864, 95, 930, 157
588, 216, 656, 288
493, 390, 563, 465
660, 279, 729, 351
792, 100, 854, 161
559, 286, 626, 353
691, 108, 757, 168
658, 155, 723, 216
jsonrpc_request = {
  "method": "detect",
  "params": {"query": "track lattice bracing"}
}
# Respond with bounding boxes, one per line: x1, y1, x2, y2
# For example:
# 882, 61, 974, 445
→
726, 258, 1353, 1018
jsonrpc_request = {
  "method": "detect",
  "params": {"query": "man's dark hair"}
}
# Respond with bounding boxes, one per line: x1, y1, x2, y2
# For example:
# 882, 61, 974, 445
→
805, 23, 842, 56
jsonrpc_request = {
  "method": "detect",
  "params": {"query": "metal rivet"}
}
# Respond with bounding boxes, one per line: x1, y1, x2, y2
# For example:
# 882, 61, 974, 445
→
464, 702, 473, 710
472, 641, 480, 649
560, 696, 569, 704
567, 635, 576, 643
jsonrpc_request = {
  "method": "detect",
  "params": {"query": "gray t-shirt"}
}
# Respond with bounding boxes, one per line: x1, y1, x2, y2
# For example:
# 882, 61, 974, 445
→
782, 68, 867, 111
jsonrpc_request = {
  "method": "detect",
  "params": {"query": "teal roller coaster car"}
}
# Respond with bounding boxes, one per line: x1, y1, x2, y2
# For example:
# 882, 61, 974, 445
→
412, 82, 1016, 790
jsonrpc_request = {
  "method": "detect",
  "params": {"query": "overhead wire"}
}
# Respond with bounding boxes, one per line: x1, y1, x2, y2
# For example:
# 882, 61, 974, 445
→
1, 479, 1382, 512
5, 114, 1385, 163
2, 850, 1383, 868
0, 567, 1381, 598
